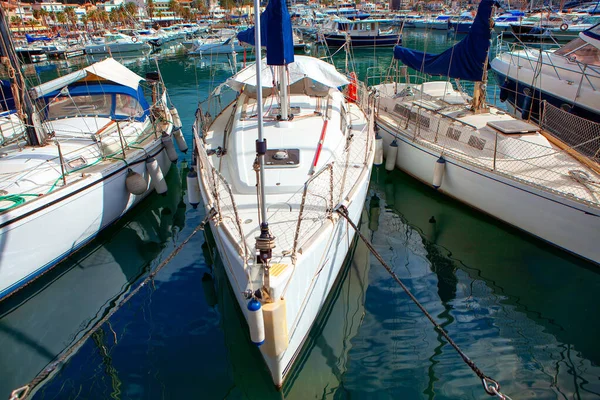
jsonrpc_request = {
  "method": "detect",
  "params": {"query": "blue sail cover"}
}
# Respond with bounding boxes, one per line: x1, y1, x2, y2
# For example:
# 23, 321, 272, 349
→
237, 0, 295, 65
26, 34, 52, 43
393, 0, 495, 81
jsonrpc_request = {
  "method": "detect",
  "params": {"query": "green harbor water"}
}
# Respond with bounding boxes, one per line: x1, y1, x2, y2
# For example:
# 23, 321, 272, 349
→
1, 31, 599, 399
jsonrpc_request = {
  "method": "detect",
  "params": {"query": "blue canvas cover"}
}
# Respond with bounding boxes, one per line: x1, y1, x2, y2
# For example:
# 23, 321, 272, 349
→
0, 80, 16, 112
393, 0, 495, 81
42, 83, 150, 122
237, 0, 295, 65
25, 34, 52, 43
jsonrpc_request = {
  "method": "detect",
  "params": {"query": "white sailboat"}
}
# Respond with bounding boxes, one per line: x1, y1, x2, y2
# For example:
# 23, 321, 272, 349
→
370, 0, 600, 265
191, 0, 375, 387
0, 57, 185, 300
0, 8, 186, 301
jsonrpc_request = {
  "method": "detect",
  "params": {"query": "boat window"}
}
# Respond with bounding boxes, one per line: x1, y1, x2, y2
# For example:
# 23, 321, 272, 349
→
115, 94, 144, 118
555, 38, 600, 66
47, 94, 112, 119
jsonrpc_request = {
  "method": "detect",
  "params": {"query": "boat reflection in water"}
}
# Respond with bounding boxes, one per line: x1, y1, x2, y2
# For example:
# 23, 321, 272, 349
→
365, 167, 600, 398
207, 207, 372, 400
0, 167, 185, 397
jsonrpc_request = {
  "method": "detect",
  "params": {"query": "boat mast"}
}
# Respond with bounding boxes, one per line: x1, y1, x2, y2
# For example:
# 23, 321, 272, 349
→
0, 5, 45, 146
471, 4, 494, 114
278, 66, 290, 121
253, 0, 276, 281
254, 0, 267, 226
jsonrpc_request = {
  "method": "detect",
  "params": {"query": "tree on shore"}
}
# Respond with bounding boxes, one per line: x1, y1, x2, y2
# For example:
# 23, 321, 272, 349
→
86, 9, 98, 30
98, 10, 110, 28
64, 6, 77, 30
168, 0, 181, 18
56, 11, 67, 30
38, 9, 50, 27
147, 0, 155, 19
181, 7, 192, 21
194, 0, 209, 15
219, 0, 235, 10
124, 2, 138, 17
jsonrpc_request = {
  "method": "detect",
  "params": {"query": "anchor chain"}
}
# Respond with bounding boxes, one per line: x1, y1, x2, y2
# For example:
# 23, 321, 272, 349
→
336, 205, 512, 400
8, 208, 218, 400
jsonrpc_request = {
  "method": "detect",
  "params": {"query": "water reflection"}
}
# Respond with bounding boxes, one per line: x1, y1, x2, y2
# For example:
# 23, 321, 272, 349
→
359, 167, 600, 398
0, 167, 185, 397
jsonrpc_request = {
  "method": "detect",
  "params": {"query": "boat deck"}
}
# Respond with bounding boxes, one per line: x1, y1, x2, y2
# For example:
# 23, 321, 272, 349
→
375, 82, 600, 207
0, 119, 157, 209
201, 92, 371, 263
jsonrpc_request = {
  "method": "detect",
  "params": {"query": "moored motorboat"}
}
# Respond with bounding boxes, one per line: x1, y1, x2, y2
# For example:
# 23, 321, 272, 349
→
371, 0, 600, 265
85, 33, 151, 55
192, 0, 375, 387
491, 23, 600, 124
321, 18, 402, 47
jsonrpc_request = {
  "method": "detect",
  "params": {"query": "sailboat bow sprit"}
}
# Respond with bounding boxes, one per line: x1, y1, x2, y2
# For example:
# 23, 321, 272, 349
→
192, 0, 376, 387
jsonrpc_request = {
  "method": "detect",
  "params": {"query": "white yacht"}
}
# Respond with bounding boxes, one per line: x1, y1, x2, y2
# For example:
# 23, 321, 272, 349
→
192, 0, 375, 386
492, 23, 600, 124
85, 33, 151, 54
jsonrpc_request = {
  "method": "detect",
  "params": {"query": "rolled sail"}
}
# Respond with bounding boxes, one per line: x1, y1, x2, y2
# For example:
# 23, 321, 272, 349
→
237, 0, 295, 65
393, 0, 496, 81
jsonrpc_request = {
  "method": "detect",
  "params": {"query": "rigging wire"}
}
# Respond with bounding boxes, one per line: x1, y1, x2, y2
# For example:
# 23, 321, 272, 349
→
336, 205, 513, 400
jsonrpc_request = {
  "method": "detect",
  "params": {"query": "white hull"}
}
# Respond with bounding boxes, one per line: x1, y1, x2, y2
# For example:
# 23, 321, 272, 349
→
193, 60, 374, 385
0, 145, 171, 299
85, 42, 150, 54
376, 120, 600, 265
201, 161, 371, 385
211, 207, 372, 397
0, 171, 182, 395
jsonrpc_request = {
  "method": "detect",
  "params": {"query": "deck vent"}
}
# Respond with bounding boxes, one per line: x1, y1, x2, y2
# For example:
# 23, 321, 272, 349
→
393, 104, 411, 119
446, 127, 461, 141
467, 135, 486, 150
410, 112, 430, 129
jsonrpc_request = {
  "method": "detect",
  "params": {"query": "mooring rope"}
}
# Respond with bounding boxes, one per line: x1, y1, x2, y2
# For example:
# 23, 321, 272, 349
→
8, 208, 217, 400
336, 205, 512, 400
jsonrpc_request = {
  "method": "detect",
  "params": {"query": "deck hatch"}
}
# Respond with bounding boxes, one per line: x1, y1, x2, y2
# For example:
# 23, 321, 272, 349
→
265, 149, 300, 167
487, 120, 538, 134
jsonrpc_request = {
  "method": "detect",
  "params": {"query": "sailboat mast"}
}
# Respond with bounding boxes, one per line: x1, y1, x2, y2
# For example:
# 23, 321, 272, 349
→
253, 0, 268, 226
278, 66, 289, 121
0, 5, 43, 146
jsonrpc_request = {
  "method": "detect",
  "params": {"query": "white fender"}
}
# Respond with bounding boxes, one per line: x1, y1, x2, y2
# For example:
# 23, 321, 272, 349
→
247, 298, 265, 346
146, 156, 168, 195
174, 129, 188, 153
125, 168, 148, 195
433, 156, 446, 189
374, 132, 383, 166
385, 139, 398, 171
161, 132, 178, 163
170, 106, 182, 131
186, 167, 201, 209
